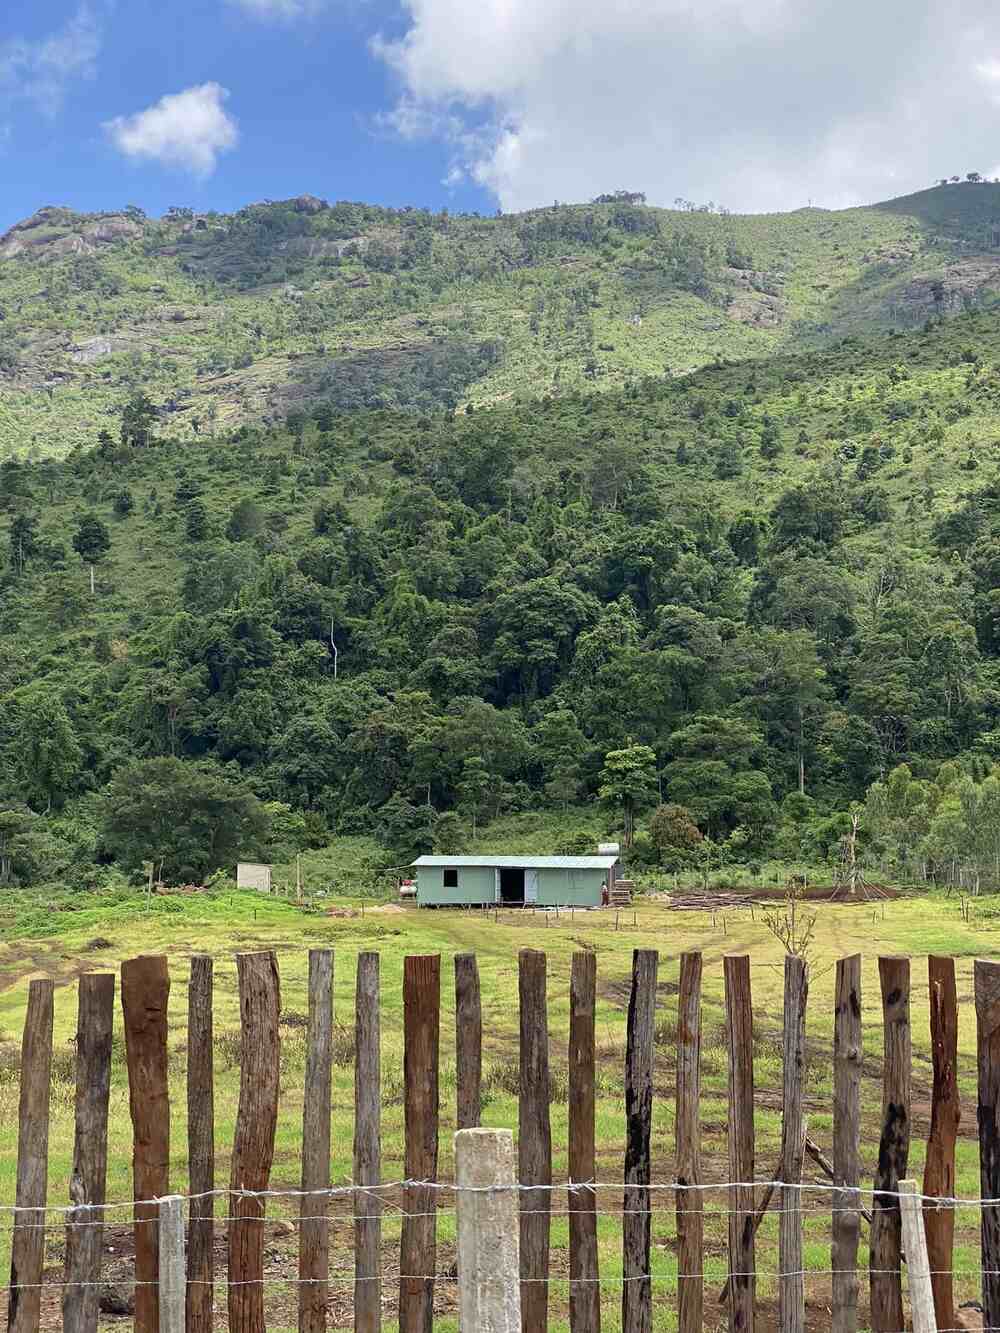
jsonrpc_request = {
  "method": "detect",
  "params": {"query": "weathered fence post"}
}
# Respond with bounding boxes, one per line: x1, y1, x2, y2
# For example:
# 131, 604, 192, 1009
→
63, 972, 115, 1333
121, 955, 171, 1333
455, 1128, 522, 1332
186, 956, 215, 1333
8, 978, 54, 1333
455, 953, 482, 1130
871, 956, 911, 1333
300, 949, 334, 1333
229, 951, 281, 1333
924, 955, 959, 1331
519, 948, 552, 1333
623, 949, 658, 1333
832, 955, 862, 1333
725, 953, 755, 1333
779, 955, 808, 1333
399, 955, 440, 1333
975, 958, 1000, 1329
676, 951, 703, 1333
354, 951, 382, 1333
158, 1196, 186, 1333
898, 1180, 937, 1333
569, 950, 600, 1333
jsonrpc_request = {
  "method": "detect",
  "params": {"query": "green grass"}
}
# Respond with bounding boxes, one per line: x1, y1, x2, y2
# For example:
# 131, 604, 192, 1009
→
0, 887, 994, 1328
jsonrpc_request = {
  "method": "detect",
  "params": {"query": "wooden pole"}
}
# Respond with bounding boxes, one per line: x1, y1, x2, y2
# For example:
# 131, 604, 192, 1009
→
519, 949, 552, 1333
354, 951, 382, 1333
300, 949, 334, 1333
569, 951, 600, 1333
63, 973, 115, 1333
724, 954, 755, 1333
832, 955, 862, 1333
158, 1197, 186, 1333
455, 1129, 522, 1332
924, 955, 959, 1331
779, 956, 808, 1333
229, 952, 281, 1333
399, 955, 440, 1333
870, 956, 911, 1333
455, 953, 482, 1130
622, 949, 658, 1333
975, 958, 1000, 1329
898, 1180, 937, 1333
186, 956, 215, 1333
8, 978, 54, 1333
676, 951, 703, 1333
121, 956, 171, 1333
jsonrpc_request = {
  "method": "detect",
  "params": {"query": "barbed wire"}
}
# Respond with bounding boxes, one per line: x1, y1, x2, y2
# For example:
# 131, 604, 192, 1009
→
2, 1177, 996, 1214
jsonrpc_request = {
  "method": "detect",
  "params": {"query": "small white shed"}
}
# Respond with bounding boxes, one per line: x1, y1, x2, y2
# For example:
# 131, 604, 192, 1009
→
237, 862, 272, 893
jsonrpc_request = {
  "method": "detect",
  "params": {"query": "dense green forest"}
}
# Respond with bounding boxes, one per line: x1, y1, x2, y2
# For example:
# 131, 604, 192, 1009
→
7, 185, 1000, 891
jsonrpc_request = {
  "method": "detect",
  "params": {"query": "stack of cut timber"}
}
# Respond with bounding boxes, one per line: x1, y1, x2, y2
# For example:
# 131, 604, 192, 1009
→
609, 879, 634, 906
664, 892, 755, 911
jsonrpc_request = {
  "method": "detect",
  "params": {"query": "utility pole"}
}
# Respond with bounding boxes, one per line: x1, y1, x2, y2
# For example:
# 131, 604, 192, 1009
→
329, 618, 338, 680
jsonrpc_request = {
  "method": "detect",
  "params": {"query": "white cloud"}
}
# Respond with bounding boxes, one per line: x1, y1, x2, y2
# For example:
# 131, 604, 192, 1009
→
372, 0, 1000, 213
0, 4, 101, 118
103, 83, 238, 178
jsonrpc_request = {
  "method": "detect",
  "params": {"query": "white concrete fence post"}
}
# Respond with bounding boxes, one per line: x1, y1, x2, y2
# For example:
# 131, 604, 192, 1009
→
899, 1179, 938, 1333
158, 1194, 186, 1333
455, 1127, 522, 1332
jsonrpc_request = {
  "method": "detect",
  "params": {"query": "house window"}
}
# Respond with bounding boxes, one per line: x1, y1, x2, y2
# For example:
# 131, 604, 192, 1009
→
443, 868, 459, 889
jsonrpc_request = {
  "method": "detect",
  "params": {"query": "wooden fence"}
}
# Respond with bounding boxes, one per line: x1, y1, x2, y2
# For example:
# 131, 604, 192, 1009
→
5, 948, 1000, 1332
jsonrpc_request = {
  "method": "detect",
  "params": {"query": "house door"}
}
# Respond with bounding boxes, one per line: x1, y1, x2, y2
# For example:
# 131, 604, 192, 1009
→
525, 868, 539, 904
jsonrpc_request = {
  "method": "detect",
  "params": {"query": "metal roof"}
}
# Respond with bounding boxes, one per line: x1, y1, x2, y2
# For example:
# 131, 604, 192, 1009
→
412, 855, 619, 869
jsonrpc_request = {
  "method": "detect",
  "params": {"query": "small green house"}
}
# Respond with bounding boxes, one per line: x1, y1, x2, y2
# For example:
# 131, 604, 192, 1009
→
412, 854, 619, 908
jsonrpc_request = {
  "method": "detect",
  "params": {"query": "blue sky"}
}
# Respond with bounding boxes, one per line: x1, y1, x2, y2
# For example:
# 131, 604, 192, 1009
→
3, 0, 1000, 233
0, 0, 495, 233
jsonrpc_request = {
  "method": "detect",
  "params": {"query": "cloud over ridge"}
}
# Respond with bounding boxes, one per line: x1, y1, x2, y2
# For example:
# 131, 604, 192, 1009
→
104, 83, 238, 178
373, 0, 1000, 213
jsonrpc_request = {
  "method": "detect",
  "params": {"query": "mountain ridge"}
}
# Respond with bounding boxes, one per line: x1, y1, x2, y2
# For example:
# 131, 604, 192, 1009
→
3, 182, 1000, 458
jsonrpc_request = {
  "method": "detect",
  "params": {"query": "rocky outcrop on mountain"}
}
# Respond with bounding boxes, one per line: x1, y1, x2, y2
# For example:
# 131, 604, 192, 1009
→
0, 209, 141, 261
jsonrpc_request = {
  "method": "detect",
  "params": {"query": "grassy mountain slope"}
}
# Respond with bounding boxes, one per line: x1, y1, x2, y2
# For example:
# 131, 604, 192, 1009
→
3, 183, 1000, 457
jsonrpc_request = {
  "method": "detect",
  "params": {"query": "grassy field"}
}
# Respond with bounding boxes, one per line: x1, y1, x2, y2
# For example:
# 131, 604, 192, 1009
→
0, 885, 995, 1329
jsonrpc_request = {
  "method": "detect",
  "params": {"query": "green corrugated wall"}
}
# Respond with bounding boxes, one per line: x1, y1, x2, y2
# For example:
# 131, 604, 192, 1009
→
415, 865, 605, 907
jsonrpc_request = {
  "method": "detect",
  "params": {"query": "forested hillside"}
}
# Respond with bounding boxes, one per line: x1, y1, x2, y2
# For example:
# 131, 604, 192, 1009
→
4, 181, 1000, 457
6, 286, 1000, 890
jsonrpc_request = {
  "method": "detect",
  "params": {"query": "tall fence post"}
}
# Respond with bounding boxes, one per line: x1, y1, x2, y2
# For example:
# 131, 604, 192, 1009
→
399, 954, 440, 1333
455, 1128, 522, 1332
975, 958, 1000, 1329
569, 951, 600, 1333
676, 951, 703, 1333
724, 954, 755, 1333
186, 956, 215, 1333
121, 955, 171, 1333
779, 955, 808, 1333
63, 973, 115, 1333
300, 948, 334, 1333
229, 951, 281, 1333
622, 949, 658, 1333
832, 955, 862, 1333
8, 978, 54, 1333
898, 1180, 937, 1333
455, 954, 482, 1131
871, 956, 911, 1333
158, 1196, 186, 1333
519, 948, 552, 1333
924, 955, 959, 1332
354, 951, 382, 1333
